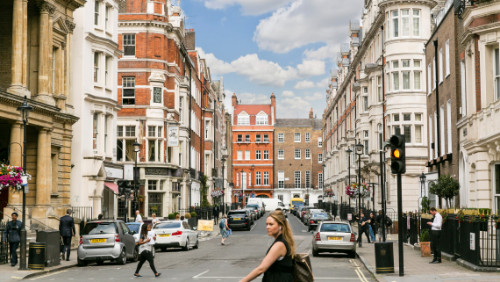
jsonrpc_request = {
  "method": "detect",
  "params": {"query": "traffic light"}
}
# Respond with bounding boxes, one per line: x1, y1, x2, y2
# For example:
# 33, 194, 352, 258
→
117, 180, 131, 195
390, 134, 406, 174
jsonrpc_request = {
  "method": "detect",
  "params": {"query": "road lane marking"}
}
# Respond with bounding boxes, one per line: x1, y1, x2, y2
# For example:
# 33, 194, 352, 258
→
193, 270, 209, 278
29, 270, 68, 280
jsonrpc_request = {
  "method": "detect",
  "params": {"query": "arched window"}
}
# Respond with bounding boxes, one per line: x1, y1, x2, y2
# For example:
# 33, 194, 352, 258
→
256, 111, 268, 125
237, 112, 250, 125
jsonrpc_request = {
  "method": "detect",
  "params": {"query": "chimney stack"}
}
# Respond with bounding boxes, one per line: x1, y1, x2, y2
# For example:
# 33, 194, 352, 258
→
309, 108, 314, 119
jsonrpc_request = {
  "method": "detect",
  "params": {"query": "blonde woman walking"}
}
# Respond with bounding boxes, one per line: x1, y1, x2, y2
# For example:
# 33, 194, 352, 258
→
241, 210, 295, 282
220, 214, 230, 245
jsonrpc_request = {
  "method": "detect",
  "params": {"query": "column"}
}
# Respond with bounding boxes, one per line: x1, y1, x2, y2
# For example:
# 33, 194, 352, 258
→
36, 129, 51, 206
8, 0, 30, 96
8, 123, 23, 205
35, 2, 55, 106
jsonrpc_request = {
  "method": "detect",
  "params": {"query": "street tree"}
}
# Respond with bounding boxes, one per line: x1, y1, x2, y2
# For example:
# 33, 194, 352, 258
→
429, 175, 460, 209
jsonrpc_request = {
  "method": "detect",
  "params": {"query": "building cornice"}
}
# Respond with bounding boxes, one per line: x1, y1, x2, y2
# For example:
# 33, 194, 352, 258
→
86, 33, 121, 57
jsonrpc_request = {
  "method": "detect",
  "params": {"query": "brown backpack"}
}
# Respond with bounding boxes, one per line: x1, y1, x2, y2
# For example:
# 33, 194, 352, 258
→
293, 253, 314, 282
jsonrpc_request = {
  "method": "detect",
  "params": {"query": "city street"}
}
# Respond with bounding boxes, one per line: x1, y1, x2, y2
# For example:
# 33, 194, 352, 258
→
26, 214, 373, 281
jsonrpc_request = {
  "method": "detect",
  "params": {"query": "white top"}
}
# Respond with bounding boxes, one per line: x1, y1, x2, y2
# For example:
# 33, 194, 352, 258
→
135, 214, 143, 223
147, 230, 156, 245
152, 218, 160, 225
431, 212, 442, 231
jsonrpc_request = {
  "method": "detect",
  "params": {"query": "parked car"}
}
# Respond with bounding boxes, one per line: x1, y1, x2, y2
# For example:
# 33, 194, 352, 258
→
125, 222, 144, 243
307, 212, 332, 231
227, 210, 252, 231
302, 209, 324, 224
299, 207, 315, 221
311, 221, 356, 257
246, 199, 266, 214
77, 220, 137, 266
154, 220, 198, 252
241, 208, 256, 224
246, 204, 262, 218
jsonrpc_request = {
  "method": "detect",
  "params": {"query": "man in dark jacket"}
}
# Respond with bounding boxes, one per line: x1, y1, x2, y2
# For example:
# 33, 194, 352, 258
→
59, 209, 75, 261
213, 205, 220, 225
2, 212, 22, 267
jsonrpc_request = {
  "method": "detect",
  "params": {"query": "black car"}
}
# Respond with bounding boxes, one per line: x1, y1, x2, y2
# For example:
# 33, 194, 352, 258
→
307, 212, 332, 231
227, 210, 252, 231
245, 204, 261, 219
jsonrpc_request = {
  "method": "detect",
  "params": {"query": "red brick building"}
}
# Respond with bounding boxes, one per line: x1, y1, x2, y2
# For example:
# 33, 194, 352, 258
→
231, 93, 276, 205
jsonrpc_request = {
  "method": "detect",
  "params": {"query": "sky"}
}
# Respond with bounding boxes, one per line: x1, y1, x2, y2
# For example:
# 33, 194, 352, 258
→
180, 0, 364, 118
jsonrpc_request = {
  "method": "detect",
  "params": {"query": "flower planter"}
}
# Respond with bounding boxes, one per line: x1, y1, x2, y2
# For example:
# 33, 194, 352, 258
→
420, 241, 431, 257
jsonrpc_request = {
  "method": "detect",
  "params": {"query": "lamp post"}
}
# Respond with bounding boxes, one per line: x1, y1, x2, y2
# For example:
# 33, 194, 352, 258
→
355, 140, 364, 214
133, 141, 140, 219
322, 163, 326, 200
346, 148, 352, 211
241, 169, 244, 206
221, 157, 226, 215
17, 96, 32, 270
419, 173, 426, 213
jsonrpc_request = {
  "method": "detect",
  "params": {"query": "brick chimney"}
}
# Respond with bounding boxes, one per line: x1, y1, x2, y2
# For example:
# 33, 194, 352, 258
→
232, 93, 238, 107
184, 29, 195, 50
309, 108, 314, 119
270, 93, 276, 125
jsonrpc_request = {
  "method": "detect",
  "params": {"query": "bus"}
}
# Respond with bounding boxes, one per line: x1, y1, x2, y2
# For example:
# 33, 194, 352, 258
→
290, 198, 305, 215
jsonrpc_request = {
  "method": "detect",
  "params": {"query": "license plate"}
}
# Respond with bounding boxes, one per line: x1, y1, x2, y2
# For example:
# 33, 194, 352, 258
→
159, 234, 170, 237
233, 218, 241, 220
328, 236, 343, 241
90, 238, 106, 243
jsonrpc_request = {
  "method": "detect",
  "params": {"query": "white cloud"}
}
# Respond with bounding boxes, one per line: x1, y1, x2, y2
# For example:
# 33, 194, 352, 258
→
304, 43, 343, 62
282, 90, 295, 97
202, 0, 292, 15
294, 80, 315, 89
279, 97, 311, 118
197, 48, 324, 87
304, 92, 323, 101
316, 77, 329, 88
254, 0, 363, 53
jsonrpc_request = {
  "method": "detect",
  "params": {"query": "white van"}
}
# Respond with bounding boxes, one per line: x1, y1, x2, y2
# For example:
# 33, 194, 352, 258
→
259, 198, 286, 212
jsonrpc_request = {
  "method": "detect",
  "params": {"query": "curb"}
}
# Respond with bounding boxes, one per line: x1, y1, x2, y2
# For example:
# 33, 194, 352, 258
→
456, 258, 500, 272
356, 250, 380, 282
22, 263, 77, 280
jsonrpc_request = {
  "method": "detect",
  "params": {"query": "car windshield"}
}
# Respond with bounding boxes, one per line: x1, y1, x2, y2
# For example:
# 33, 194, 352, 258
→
311, 213, 329, 219
246, 205, 258, 210
126, 223, 140, 233
229, 213, 246, 218
320, 223, 350, 233
83, 223, 117, 235
155, 222, 181, 229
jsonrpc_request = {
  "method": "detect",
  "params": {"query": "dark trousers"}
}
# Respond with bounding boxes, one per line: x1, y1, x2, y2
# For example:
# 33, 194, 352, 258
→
61, 236, 72, 260
9, 242, 19, 266
135, 250, 157, 274
357, 225, 370, 245
214, 215, 219, 224
430, 230, 441, 261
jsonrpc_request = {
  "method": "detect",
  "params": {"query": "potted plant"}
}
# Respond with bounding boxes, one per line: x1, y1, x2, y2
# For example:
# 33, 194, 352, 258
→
420, 229, 431, 257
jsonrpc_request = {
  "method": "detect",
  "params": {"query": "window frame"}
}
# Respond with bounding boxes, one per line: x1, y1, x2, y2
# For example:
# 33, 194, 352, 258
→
123, 34, 136, 56
122, 76, 135, 105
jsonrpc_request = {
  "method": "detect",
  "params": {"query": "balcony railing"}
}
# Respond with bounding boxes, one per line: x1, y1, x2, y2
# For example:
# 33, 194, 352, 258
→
277, 184, 317, 189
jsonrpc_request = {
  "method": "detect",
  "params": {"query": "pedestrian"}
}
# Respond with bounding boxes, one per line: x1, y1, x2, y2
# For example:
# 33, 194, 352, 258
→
357, 212, 371, 246
368, 212, 376, 243
135, 210, 143, 223
241, 210, 295, 282
2, 212, 22, 267
376, 210, 384, 242
219, 214, 231, 245
134, 224, 161, 278
427, 207, 442, 264
213, 205, 220, 225
59, 209, 75, 261
151, 213, 160, 226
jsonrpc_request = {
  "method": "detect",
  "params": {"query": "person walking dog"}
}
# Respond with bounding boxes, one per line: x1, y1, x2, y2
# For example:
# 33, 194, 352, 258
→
241, 210, 295, 281
2, 212, 22, 267
59, 209, 75, 261
427, 207, 442, 263
134, 224, 161, 278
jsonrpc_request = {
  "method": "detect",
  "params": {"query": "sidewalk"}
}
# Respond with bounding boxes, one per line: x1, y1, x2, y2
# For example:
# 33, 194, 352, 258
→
353, 226, 500, 281
0, 249, 77, 282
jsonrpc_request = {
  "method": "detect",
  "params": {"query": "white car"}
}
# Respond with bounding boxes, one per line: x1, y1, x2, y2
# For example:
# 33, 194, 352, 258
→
153, 220, 198, 252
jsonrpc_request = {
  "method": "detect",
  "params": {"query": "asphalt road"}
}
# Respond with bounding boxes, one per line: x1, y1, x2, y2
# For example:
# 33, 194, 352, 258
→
26, 213, 374, 281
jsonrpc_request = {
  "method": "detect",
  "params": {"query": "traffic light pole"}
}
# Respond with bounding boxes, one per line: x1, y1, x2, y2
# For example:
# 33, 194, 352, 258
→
397, 173, 404, 276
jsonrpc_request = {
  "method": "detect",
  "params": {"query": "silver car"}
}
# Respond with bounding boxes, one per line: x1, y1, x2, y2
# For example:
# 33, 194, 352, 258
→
77, 220, 138, 266
311, 221, 356, 258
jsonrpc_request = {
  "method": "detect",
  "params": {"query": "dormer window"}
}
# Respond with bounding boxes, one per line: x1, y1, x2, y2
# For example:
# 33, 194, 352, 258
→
237, 112, 250, 125
256, 112, 268, 125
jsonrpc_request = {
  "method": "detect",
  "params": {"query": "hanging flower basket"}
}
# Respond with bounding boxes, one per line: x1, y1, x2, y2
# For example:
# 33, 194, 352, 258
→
211, 189, 224, 198
324, 188, 334, 197
345, 183, 369, 199
0, 164, 30, 192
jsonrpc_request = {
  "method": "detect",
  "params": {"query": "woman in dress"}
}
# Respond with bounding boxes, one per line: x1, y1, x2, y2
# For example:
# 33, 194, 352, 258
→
220, 214, 230, 245
134, 224, 161, 278
241, 210, 295, 282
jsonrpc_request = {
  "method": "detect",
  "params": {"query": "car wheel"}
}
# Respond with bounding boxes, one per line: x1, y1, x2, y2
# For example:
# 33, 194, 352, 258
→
96, 259, 104, 265
247, 224, 251, 231
193, 239, 199, 249
161, 247, 167, 252
77, 257, 87, 267
312, 248, 319, 257
132, 247, 139, 262
116, 248, 127, 265
348, 251, 356, 258
182, 238, 189, 251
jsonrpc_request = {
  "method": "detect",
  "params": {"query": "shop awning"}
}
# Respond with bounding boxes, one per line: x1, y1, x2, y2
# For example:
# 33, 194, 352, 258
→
104, 182, 119, 194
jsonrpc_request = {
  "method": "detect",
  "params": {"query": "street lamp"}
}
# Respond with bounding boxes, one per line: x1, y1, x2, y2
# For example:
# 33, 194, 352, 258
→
346, 147, 353, 210
419, 173, 426, 213
17, 95, 32, 270
133, 141, 140, 219
355, 140, 364, 214
221, 157, 226, 215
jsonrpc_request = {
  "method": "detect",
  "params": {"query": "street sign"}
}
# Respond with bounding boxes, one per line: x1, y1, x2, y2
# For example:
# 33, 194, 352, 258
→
470, 233, 475, 250
347, 213, 352, 221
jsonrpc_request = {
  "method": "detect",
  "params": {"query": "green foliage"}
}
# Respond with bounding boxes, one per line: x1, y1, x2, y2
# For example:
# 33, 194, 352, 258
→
168, 213, 176, 219
190, 211, 197, 218
429, 175, 460, 209
420, 229, 430, 242
421, 196, 430, 213
200, 174, 210, 208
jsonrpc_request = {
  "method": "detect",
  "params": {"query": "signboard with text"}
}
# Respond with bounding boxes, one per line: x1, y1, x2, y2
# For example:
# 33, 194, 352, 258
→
197, 220, 214, 232
168, 126, 179, 147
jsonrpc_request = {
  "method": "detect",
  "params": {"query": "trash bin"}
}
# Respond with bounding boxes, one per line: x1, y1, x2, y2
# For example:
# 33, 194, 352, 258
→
36, 230, 61, 267
28, 242, 45, 270
374, 242, 394, 274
